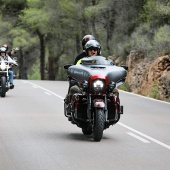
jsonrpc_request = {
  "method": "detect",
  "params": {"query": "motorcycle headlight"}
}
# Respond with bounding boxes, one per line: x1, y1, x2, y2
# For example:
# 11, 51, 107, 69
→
92, 80, 104, 92
0, 62, 7, 70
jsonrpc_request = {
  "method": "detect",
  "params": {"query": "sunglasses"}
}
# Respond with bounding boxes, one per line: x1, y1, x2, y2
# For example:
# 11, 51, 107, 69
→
88, 47, 98, 51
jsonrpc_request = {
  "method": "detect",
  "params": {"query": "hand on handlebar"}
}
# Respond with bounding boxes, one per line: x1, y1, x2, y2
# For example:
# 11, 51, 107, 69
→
12, 47, 19, 51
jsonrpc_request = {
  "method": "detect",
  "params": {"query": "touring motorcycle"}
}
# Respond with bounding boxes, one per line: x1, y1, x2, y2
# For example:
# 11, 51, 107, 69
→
0, 57, 17, 97
64, 56, 128, 141
0, 60, 11, 97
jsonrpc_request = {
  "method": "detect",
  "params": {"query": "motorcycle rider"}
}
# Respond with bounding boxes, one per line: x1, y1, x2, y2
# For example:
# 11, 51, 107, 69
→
2, 44, 19, 80
65, 40, 101, 105
74, 35, 95, 65
76, 39, 101, 65
68, 35, 96, 94
0, 47, 18, 89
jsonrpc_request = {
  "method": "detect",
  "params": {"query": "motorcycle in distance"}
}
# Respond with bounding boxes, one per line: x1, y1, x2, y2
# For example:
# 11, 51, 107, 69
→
0, 57, 17, 97
64, 56, 128, 141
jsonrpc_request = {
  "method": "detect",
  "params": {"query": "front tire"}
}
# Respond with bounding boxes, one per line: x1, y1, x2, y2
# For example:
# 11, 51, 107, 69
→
93, 108, 105, 141
1, 77, 6, 97
82, 126, 92, 135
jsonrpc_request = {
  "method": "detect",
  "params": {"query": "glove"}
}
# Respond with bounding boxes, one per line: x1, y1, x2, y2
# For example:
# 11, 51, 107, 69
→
12, 47, 19, 51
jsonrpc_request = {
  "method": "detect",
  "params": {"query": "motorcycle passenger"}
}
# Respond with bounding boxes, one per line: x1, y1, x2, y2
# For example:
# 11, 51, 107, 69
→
2, 44, 19, 57
0, 47, 18, 89
74, 35, 95, 65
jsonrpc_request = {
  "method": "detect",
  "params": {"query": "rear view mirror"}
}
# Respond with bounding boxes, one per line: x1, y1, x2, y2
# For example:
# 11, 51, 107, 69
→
64, 64, 72, 69
121, 65, 128, 71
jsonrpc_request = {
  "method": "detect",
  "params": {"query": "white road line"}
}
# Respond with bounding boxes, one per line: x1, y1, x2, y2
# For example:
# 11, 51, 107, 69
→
119, 122, 170, 150
44, 92, 51, 95
120, 90, 170, 105
32, 86, 38, 88
24, 81, 64, 100
23, 80, 170, 150
127, 132, 150, 143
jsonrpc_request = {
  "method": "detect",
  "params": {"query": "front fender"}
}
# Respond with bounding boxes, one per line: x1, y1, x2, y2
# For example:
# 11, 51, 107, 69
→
93, 99, 105, 108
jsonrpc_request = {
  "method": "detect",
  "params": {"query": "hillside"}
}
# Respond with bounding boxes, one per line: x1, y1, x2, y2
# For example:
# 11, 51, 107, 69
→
125, 50, 170, 102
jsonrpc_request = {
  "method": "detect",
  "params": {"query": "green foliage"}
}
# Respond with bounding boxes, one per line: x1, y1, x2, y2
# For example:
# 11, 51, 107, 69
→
20, 8, 49, 32
59, 0, 77, 14
85, 5, 98, 18
154, 25, 170, 54
28, 62, 41, 80
27, 0, 45, 8
155, 25, 170, 42
149, 84, 159, 99
0, 0, 169, 80
0, 0, 27, 17
56, 53, 72, 80
0, 14, 12, 32
9, 28, 38, 50
119, 83, 131, 92
130, 24, 153, 52
115, 40, 132, 60
142, 0, 170, 26
128, 22, 170, 57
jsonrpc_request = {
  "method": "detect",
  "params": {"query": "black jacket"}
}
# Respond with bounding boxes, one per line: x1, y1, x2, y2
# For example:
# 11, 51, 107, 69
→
74, 52, 87, 65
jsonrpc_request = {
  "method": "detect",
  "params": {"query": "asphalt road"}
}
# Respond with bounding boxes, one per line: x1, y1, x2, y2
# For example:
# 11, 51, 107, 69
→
0, 80, 170, 170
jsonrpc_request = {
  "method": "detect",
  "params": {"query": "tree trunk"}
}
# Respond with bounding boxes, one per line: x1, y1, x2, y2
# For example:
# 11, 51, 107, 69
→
48, 56, 56, 80
18, 48, 27, 79
81, 1, 89, 36
37, 30, 45, 80
76, 34, 81, 54
54, 49, 64, 80
92, 0, 97, 38
106, 10, 115, 53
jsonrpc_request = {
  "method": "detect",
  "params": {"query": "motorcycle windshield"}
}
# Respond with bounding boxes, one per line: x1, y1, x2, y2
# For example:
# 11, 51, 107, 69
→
81, 56, 112, 65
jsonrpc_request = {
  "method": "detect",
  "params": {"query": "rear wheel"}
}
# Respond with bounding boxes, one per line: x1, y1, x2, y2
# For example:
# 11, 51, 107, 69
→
93, 108, 105, 141
1, 77, 6, 97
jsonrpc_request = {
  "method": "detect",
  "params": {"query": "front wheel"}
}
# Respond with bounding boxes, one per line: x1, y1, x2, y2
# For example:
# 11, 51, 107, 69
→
82, 125, 92, 135
93, 108, 105, 141
1, 77, 6, 97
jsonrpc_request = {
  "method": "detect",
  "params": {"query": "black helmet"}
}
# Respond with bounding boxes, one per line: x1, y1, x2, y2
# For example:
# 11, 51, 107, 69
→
2, 44, 8, 51
0, 47, 7, 54
82, 35, 95, 50
84, 40, 101, 55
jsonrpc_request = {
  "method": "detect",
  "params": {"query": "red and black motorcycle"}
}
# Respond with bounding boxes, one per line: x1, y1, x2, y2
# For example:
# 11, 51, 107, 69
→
64, 56, 128, 141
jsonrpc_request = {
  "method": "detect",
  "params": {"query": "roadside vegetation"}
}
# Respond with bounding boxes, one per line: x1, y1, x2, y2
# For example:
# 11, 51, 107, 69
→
0, 0, 169, 80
